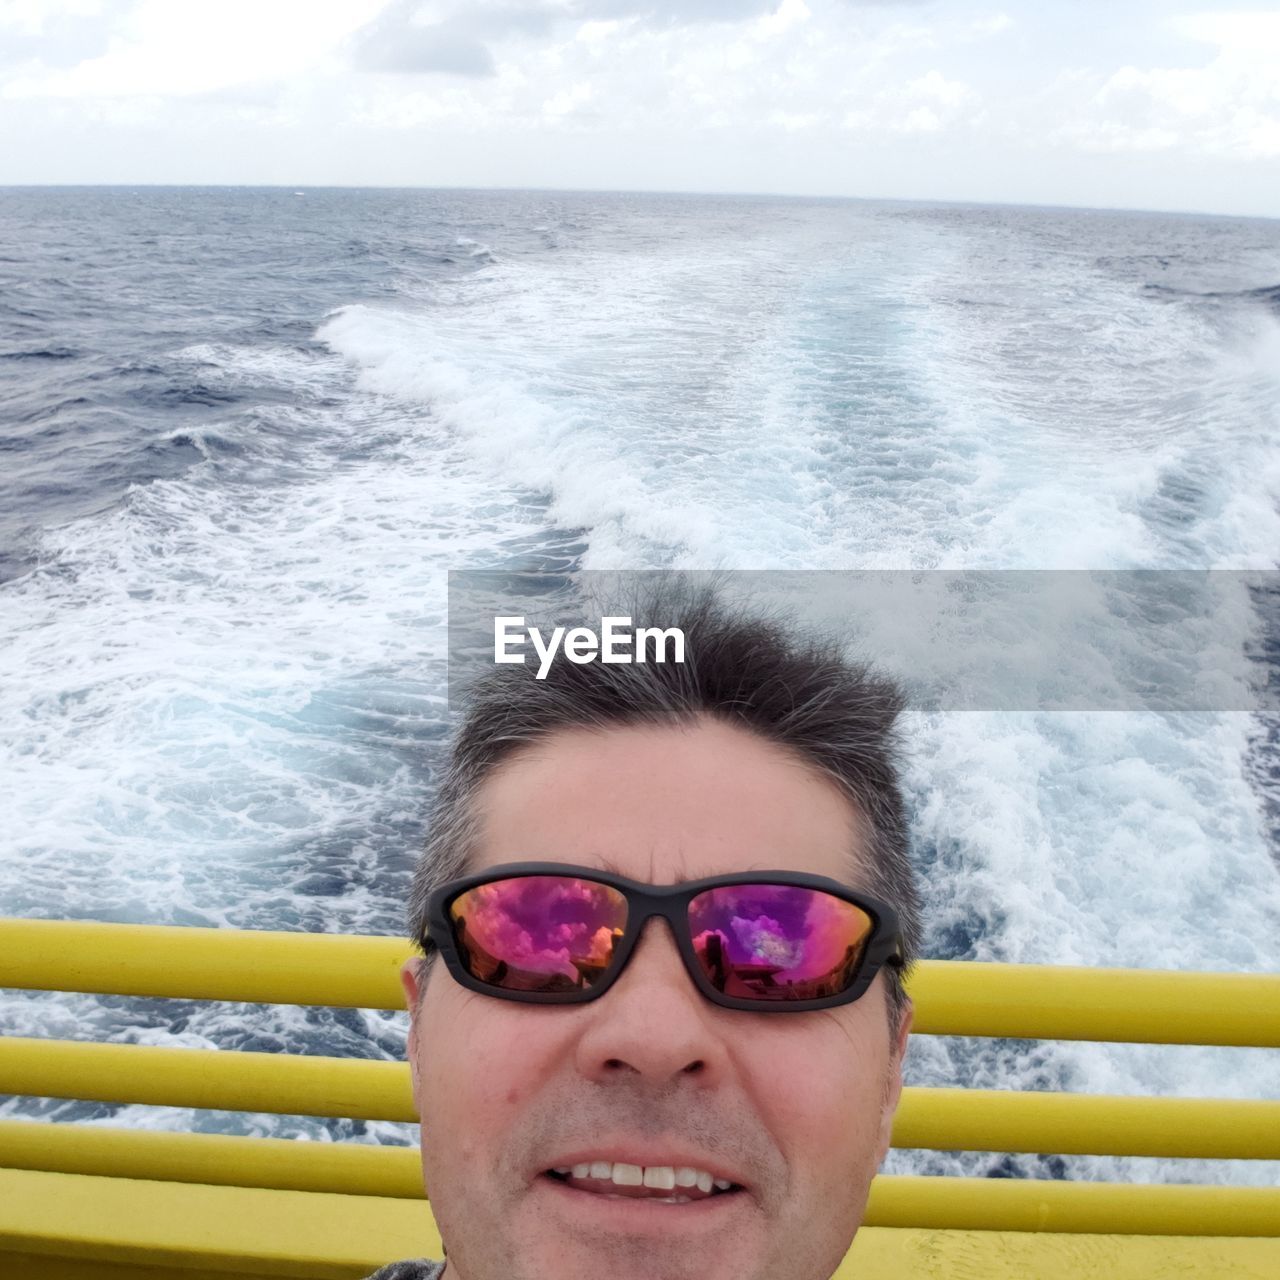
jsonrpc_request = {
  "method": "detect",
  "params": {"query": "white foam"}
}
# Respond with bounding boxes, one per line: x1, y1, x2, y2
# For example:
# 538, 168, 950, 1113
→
316, 206, 1280, 1186
0, 338, 546, 930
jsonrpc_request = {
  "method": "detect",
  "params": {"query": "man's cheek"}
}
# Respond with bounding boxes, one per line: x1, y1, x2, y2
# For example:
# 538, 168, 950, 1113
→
753, 1051, 843, 1163
784, 1059, 882, 1173
420, 1091, 486, 1184
423, 1055, 512, 1155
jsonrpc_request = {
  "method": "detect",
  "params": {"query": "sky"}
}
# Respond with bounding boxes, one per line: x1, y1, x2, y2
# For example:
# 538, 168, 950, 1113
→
0, 0, 1276, 216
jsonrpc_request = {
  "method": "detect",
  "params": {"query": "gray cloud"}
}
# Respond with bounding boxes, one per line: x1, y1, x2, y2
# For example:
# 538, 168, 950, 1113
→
569, 0, 930, 20
568, 0, 780, 24
0, 6, 123, 71
349, 1, 561, 77
352, 18, 495, 77
347, 0, 806, 78
346, 0, 930, 79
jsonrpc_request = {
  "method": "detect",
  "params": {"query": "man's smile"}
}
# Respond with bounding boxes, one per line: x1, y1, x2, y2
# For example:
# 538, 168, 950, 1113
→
536, 1164, 754, 1232
542, 1156, 745, 1203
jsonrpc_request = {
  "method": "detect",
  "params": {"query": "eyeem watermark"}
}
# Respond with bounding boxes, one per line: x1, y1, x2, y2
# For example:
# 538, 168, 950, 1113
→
494, 615, 687, 680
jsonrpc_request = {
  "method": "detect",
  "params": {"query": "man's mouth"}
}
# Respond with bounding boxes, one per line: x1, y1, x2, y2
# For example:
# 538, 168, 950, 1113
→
543, 1160, 743, 1205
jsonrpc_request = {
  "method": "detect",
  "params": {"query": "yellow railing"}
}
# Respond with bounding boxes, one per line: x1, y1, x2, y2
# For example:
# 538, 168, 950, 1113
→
2, 916, 1278, 1269
0, 1120, 1276, 1238
5, 916, 1280, 1045
3, 1037, 1280, 1161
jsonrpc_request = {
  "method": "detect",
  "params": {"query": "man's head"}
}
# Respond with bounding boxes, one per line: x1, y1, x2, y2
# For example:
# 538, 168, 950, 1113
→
402, 584, 921, 1280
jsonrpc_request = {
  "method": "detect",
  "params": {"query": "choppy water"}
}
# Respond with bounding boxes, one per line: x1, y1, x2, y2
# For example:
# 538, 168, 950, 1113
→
2, 187, 1279, 1180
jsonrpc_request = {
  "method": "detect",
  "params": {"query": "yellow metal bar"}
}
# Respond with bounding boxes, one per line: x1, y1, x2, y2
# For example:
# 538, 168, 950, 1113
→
5, 1038, 1280, 1162
8, 1235, 1280, 1280
0, 1121, 424, 1199
0, 1167, 441, 1278
7, 916, 1280, 1044
891, 1088, 1280, 1159
1, 1166, 1278, 1261
5, 917, 1280, 1046
0, 1038, 416, 1122
6, 1116, 1280, 1209
906, 959, 1280, 1046
866, 1175, 1280, 1237
0, 918, 408, 1010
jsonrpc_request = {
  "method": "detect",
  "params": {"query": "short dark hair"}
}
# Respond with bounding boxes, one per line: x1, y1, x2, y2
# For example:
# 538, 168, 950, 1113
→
408, 579, 921, 1030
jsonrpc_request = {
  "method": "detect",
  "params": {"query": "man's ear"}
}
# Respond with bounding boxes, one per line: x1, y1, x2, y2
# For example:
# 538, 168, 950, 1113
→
893, 997, 913, 1067
877, 998, 913, 1165
401, 958, 423, 1095
401, 955, 423, 1010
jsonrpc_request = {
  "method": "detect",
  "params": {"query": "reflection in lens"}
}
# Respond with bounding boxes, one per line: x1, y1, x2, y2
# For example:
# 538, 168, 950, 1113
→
449, 876, 628, 993
689, 885, 873, 1001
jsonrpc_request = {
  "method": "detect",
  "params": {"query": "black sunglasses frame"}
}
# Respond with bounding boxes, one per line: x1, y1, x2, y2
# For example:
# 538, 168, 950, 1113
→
422, 861, 903, 1014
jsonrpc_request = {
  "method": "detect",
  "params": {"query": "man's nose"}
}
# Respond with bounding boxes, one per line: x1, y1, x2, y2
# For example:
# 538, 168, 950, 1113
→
572, 916, 730, 1086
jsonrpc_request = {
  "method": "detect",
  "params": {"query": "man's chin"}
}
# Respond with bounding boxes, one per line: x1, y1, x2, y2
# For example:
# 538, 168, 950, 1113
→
518, 1171, 767, 1280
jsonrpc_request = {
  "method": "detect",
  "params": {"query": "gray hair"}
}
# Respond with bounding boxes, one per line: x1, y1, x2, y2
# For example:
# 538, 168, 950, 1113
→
408, 580, 921, 1031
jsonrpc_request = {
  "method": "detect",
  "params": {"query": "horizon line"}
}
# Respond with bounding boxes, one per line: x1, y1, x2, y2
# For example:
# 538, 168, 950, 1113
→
0, 181, 1274, 223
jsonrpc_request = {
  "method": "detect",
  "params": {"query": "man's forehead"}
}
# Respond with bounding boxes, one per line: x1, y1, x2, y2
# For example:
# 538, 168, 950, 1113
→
468, 719, 870, 886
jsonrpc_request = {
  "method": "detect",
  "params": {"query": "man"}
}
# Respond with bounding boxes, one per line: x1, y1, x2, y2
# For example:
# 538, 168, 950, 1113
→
374, 584, 922, 1280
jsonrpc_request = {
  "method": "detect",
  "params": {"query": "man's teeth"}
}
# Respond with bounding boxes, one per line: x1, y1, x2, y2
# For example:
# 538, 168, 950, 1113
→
554, 1162, 731, 1194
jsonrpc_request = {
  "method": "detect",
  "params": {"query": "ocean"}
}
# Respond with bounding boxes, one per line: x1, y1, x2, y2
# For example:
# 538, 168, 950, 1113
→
2, 186, 1278, 1183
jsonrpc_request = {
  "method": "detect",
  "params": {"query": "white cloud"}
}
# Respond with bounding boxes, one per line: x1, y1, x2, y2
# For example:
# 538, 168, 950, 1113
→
543, 80, 593, 119
912, 69, 970, 109
574, 18, 625, 46
1053, 8, 1280, 160
0, 1, 1274, 214
2, 0, 381, 98
843, 69, 978, 135
767, 108, 820, 131
752, 0, 809, 41
350, 81, 473, 128
0, 0, 107, 29
0, 2, 999, 135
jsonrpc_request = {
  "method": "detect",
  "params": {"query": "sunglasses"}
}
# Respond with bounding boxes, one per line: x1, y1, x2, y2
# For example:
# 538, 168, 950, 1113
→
422, 862, 902, 1013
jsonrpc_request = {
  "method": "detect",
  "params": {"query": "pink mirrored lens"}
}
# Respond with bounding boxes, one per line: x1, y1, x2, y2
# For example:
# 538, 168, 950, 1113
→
449, 876, 628, 993
689, 884, 873, 1001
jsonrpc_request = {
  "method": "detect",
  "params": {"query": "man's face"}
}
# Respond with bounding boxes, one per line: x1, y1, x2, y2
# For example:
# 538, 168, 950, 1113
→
402, 717, 911, 1280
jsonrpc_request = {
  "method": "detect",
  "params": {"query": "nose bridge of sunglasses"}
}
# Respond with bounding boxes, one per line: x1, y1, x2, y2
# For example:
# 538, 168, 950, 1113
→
550, 891, 687, 996
621, 905, 697, 980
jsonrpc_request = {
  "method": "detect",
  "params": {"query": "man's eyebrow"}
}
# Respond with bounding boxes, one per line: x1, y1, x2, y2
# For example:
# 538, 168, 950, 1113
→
579, 853, 695, 883
589, 853, 678, 882
588, 854, 776, 884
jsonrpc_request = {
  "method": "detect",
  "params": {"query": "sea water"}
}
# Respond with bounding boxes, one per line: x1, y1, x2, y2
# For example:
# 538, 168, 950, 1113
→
1, 186, 1278, 1182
